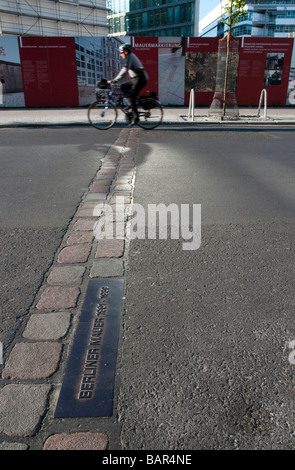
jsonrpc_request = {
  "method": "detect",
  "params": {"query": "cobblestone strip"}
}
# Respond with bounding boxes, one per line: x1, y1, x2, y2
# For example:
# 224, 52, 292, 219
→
0, 128, 140, 450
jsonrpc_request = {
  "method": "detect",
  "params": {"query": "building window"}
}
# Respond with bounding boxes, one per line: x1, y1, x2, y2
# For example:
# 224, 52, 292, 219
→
123, 0, 196, 35
232, 25, 252, 36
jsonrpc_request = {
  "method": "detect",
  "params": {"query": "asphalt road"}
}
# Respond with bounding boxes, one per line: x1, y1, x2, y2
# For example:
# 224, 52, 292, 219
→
1, 124, 295, 450
0, 127, 121, 351
118, 125, 295, 450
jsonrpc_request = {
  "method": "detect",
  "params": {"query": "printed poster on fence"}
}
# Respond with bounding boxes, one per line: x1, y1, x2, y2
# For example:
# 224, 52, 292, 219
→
185, 37, 219, 106
18, 36, 79, 107
286, 38, 295, 106
237, 37, 294, 106
0, 36, 24, 107
1, 36, 295, 108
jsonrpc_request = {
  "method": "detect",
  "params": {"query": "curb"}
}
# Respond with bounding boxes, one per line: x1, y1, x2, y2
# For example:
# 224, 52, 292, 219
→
1, 120, 295, 128
0, 127, 140, 450
176, 119, 295, 126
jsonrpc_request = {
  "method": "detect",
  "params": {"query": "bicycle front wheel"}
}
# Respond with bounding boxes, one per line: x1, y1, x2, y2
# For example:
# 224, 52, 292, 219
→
87, 101, 117, 130
137, 98, 163, 130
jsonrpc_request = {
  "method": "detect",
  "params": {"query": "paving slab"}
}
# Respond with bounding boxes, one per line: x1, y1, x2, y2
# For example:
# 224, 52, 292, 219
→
72, 218, 97, 231
66, 231, 94, 245
23, 312, 71, 340
84, 193, 108, 201
2, 342, 62, 380
95, 239, 125, 258
0, 384, 51, 437
114, 184, 133, 191
77, 208, 97, 217
89, 182, 111, 193
0, 442, 29, 450
36, 286, 80, 310
47, 265, 85, 285
90, 259, 124, 278
57, 244, 91, 264
43, 432, 108, 450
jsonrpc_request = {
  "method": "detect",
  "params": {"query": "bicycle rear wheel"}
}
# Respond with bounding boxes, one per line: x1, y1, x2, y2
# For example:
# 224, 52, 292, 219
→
87, 101, 117, 130
137, 98, 163, 130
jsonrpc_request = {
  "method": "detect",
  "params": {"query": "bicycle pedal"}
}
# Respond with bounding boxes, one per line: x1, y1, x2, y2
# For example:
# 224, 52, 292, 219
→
125, 118, 132, 124
125, 111, 134, 122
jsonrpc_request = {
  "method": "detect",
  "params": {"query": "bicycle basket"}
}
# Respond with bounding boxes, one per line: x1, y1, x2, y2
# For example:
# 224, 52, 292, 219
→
97, 78, 109, 89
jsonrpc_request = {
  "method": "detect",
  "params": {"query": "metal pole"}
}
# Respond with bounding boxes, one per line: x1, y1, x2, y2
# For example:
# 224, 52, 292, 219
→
257, 89, 267, 121
188, 88, 195, 121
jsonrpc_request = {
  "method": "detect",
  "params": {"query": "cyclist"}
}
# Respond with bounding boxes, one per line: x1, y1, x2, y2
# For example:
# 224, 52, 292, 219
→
108, 43, 148, 126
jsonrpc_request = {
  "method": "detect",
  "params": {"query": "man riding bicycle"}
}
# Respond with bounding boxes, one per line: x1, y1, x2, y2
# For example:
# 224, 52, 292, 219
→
108, 43, 148, 126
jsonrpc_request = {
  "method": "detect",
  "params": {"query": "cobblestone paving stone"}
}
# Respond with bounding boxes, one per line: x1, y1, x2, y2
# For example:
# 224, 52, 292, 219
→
0, 128, 140, 450
36, 286, 81, 310
95, 239, 125, 258
2, 342, 63, 380
23, 313, 71, 341
57, 244, 92, 264
43, 432, 109, 450
47, 265, 86, 286
0, 384, 51, 437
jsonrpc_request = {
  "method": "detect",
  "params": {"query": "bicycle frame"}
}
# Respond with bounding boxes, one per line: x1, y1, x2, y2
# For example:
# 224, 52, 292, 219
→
89, 85, 163, 130
98, 87, 130, 117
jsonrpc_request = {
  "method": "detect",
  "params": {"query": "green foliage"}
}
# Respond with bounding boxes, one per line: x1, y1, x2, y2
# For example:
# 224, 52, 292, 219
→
220, 0, 247, 29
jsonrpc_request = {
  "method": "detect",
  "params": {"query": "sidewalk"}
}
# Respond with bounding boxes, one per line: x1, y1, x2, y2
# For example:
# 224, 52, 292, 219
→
0, 106, 295, 126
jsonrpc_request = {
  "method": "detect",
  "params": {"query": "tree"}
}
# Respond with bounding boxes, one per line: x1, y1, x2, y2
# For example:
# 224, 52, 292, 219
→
220, 0, 247, 116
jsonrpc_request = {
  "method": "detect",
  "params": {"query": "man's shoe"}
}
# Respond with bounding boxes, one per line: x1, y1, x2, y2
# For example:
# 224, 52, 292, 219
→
125, 112, 133, 123
128, 117, 139, 127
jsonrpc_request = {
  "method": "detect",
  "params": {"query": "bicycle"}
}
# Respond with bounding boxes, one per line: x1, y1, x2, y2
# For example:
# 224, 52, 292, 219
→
87, 82, 163, 130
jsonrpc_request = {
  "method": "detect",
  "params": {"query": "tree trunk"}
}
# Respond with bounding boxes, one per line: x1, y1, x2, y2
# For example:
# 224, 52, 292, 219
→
223, 1, 233, 117
223, 32, 231, 117
209, 32, 239, 119
209, 1, 241, 119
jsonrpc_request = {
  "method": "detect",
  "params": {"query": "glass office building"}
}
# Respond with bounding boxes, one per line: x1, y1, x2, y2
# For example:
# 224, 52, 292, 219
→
0, 0, 108, 36
108, 0, 199, 37
200, 0, 295, 38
